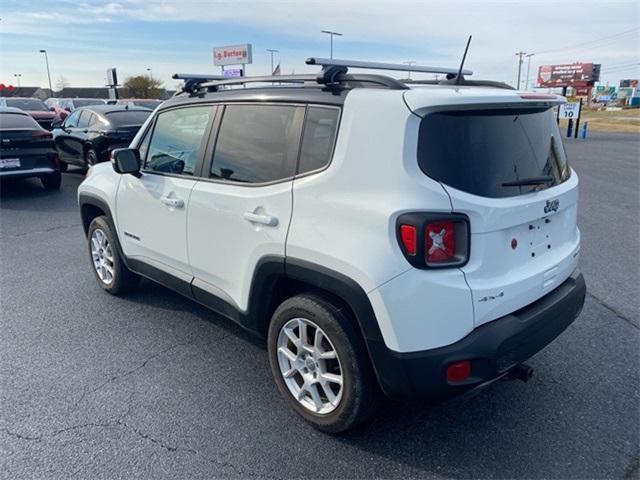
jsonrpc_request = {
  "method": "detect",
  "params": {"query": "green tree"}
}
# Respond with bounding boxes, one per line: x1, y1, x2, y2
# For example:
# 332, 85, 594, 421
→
122, 75, 163, 99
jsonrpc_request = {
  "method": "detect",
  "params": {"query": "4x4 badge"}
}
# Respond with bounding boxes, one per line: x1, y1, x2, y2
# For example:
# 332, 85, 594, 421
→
544, 199, 559, 214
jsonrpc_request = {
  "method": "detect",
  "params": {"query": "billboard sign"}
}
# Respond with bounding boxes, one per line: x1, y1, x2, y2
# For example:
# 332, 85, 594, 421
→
213, 44, 253, 66
558, 100, 581, 119
619, 79, 638, 88
537, 63, 600, 87
222, 68, 244, 78
106, 68, 118, 86
617, 87, 635, 99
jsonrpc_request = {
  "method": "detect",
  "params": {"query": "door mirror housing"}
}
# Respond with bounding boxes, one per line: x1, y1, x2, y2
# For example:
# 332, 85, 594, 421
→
111, 148, 141, 176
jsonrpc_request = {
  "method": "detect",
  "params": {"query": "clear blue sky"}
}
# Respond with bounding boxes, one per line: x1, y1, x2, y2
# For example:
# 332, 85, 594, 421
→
1, 0, 638, 90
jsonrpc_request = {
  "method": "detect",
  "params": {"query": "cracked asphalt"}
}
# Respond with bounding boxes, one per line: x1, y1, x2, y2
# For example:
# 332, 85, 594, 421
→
1, 132, 638, 479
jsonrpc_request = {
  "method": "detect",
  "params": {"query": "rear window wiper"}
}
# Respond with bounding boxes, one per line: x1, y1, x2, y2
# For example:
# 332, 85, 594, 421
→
502, 176, 554, 187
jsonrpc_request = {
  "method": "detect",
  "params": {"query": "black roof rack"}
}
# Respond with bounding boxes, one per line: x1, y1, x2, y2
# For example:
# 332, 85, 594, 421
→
173, 57, 513, 98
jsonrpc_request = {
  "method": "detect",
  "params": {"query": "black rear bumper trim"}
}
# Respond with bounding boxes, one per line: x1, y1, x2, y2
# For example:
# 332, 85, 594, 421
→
368, 270, 586, 400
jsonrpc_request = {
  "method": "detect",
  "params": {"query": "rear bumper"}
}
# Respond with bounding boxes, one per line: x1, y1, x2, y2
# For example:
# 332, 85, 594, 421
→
0, 167, 58, 178
368, 270, 586, 400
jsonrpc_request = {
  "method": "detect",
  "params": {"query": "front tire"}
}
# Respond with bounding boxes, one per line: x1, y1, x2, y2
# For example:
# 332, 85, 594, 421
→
41, 172, 61, 190
268, 294, 379, 433
87, 216, 140, 295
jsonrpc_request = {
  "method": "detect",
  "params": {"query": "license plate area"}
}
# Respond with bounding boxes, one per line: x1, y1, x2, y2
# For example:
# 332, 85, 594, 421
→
528, 217, 554, 259
0, 158, 21, 169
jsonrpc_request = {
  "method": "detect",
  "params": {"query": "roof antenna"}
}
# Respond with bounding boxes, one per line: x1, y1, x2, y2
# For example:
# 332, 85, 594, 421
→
453, 35, 472, 85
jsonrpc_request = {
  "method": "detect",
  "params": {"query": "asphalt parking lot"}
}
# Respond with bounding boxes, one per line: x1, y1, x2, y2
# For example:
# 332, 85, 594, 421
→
1, 132, 638, 479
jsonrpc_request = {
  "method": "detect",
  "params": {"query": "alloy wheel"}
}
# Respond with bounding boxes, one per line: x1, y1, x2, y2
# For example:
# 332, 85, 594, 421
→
276, 317, 344, 414
90, 228, 114, 285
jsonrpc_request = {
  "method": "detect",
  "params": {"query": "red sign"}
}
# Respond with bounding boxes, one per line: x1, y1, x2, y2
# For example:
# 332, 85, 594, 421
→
537, 63, 599, 88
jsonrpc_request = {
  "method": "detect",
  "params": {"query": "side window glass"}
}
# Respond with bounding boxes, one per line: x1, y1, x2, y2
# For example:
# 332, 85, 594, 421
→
145, 106, 213, 176
77, 110, 91, 128
137, 123, 153, 164
64, 110, 80, 128
211, 105, 299, 183
298, 107, 340, 174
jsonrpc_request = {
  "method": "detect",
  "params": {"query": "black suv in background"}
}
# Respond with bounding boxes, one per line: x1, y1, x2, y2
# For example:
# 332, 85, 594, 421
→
52, 105, 151, 171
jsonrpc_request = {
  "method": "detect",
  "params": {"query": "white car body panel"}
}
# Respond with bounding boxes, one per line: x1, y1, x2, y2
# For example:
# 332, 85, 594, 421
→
187, 180, 293, 311
116, 173, 197, 275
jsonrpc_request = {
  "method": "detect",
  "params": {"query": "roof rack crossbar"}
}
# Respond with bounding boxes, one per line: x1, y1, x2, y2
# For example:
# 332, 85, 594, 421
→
196, 73, 408, 93
172, 73, 228, 95
306, 57, 473, 76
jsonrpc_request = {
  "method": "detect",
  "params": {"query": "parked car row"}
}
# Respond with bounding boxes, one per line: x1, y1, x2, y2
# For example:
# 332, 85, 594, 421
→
0, 104, 153, 189
0, 97, 59, 130
46, 98, 107, 121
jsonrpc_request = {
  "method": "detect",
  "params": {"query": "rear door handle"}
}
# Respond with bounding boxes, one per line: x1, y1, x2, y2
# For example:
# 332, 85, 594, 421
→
160, 195, 184, 208
243, 211, 278, 226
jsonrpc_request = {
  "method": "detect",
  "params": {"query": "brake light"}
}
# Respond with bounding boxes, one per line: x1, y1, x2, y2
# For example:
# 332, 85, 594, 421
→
47, 152, 60, 167
446, 360, 471, 383
32, 131, 53, 139
396, 213, 469, 269
426, 221, 455, 263
399, 225, 417, 256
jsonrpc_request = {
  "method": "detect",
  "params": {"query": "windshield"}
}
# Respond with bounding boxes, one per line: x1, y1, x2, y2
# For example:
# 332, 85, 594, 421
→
72, 99, 105, 108
417, 107, 570, 198
5, 98, 49, 112
105, 110, 151, 126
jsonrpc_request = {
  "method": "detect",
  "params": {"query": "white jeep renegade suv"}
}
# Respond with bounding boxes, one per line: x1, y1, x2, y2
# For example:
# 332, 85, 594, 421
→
78, 59, 586, 432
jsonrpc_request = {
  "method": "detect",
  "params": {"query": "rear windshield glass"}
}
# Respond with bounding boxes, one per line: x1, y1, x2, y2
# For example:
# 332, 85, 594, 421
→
132, 101, 161, 109
72, 99, 105, 108
105, 111, 151, 126
5, 98, 49, 111
417, 108, 570, 198
0, 113, 39, 129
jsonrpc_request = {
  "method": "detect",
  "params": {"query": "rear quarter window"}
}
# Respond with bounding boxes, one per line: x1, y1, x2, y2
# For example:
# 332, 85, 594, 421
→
417, 107, 570, 198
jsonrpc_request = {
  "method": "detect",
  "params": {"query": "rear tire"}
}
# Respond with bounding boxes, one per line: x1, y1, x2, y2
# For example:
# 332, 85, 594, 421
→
87, 216, 140, 295
41, 172, 61, 190
85, 147, 98, 167
268, 293, 380, 433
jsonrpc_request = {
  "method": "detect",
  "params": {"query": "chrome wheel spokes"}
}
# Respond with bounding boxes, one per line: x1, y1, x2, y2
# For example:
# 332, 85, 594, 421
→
277, 318, 343, 414
90, 228, 114, 285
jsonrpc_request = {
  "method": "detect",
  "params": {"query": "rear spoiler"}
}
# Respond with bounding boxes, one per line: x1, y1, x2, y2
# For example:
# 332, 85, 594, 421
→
518, 93, 566, 105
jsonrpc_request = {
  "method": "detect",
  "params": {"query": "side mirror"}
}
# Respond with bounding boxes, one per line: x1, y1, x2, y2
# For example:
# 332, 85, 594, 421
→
51, 120, 62, 129
111, 148, 141, 176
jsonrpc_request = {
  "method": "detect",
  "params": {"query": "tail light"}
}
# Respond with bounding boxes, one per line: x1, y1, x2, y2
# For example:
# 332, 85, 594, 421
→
396, 213, 469, 268
47, 152, 60, 167
32, 130, 53, 139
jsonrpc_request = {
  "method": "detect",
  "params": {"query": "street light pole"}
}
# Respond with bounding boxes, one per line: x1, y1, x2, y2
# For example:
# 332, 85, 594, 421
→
266, 49, 279, 75
39, 49, 54, 98
515, 51, 526, 90
403, 61, 416, 80
13, 73, 22, 87
146, 68, 152, 78
525, 53, 534, 90
321, 30, 342, 59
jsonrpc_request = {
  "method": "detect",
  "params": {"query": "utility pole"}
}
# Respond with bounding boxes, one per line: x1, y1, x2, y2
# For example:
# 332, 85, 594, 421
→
515, 51, 526, 90
39, 49, 54, 98
13, 73, 22, 87
266, 49, 279, 75
525, 53, 534, 90
321, 30, 342, 59
403, 61, 416, 80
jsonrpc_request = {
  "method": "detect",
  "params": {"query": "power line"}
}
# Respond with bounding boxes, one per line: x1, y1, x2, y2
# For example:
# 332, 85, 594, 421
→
532, 27, 639, 56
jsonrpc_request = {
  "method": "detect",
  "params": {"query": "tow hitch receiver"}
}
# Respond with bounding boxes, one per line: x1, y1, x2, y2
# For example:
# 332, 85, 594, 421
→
508, 363, 534, 383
